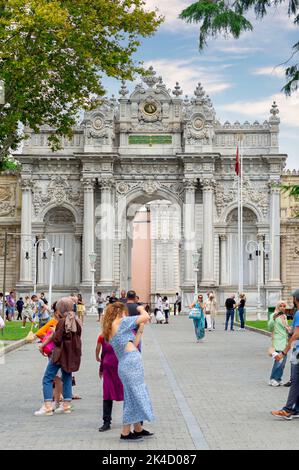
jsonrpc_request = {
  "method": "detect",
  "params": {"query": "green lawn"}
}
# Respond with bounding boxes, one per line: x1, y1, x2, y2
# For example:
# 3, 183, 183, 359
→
246, 320, 269, 331
0, 321, 32, 341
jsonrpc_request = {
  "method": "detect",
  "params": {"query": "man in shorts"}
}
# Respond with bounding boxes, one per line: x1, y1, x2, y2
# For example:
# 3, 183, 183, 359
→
97, 292, 105, 322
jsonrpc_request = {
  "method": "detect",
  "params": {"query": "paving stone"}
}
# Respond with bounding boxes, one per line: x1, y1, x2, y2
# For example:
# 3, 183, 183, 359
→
0, 316, 298, 450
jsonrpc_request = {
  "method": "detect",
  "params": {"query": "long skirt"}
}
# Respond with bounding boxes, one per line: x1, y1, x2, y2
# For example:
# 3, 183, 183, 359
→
118, 350, 154, 425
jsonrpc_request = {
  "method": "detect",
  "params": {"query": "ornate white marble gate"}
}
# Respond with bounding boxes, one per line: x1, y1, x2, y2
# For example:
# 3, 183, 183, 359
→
17, 69, 286, 309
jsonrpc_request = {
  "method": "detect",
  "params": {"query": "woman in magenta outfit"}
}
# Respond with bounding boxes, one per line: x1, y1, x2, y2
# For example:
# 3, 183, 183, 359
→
96, 334, 124, 432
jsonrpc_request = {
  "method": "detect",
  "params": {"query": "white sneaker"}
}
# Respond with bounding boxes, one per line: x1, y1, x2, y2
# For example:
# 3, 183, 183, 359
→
269, 379, 281, 387
21, 326, 26, 329
52, 401, 60, 411
34, 406, 53, 416
54, 403, 72, 414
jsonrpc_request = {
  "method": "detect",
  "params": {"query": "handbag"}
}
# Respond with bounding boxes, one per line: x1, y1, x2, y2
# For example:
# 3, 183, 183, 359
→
42, 331, 55, 356
189, 306, 202, 320
25, 323, 35, 343
156, 309, 165, 323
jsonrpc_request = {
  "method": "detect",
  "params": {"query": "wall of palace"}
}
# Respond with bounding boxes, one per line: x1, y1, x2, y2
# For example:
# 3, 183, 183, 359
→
0, 173, 21, 293
281, 170, 299, 302
1, 68, 294, 311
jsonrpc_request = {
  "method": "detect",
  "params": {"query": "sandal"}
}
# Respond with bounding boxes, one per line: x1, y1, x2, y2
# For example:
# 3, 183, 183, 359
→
72, 395, 82, 400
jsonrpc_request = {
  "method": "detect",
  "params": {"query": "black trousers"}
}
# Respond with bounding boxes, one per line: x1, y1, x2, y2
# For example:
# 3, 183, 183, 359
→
103, 400, 113, 424
17, 309, 23, 321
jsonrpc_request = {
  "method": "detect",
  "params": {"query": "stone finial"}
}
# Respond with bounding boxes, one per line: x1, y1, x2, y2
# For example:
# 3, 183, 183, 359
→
142, 66, 159, 88
156, 76, 166, 89
119, 80, 128, 97
109, 94, 117, 107
270, 101, 279, 117
269, 101, 280, 124
183, 95, 190, 105
172, 82, 183, 97
194, 82, 206, 101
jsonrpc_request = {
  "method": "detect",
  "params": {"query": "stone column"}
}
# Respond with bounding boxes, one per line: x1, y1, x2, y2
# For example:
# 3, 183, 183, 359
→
280, 234, 287, 288
201, 178, 215, 286
99, 178, 115, 289
268, 185, 281, 285
220, 235, 228, 285
81, 178, 95, 285
19, 180, 33, 285
183, 179, 197, 285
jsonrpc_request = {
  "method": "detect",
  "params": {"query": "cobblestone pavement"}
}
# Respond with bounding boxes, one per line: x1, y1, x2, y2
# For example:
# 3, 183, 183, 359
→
0, 315, 298, 450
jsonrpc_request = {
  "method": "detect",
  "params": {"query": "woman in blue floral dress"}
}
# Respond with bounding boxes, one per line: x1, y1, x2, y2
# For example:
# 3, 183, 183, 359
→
102, 302, 154, 441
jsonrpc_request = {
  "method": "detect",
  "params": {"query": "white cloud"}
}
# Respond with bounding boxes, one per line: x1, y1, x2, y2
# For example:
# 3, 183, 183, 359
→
252, 66, 286, 78
215, 45, 262, 55
145, 0, 192, 30
217, 91, 299, 129
143, 58, 233, 95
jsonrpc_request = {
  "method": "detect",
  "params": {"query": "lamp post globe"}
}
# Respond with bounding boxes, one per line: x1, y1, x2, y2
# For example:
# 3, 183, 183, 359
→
89, 252, 97, 315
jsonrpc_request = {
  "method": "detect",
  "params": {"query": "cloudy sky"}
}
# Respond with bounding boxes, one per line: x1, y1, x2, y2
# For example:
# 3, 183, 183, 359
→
103, 0, 298, 169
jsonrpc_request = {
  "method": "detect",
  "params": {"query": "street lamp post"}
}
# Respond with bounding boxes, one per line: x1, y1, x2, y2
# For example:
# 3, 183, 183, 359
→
33, 237, 51, 293
89, 252, 97, 315
192, 250, 200, 298
48, 246, 63, 309
246, 238, 271, 320
21, 235, 51, 294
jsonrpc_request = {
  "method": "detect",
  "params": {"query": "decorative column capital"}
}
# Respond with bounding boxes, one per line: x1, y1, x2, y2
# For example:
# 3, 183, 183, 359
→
268, 181, 280, 193
257, 233, 265, 242
81, 177, 95, 191
100, 177, 115, 191
201, 178, 216, 192
183, 178, 197, 191
20, 179, 33, 192
219, 234, 227, 242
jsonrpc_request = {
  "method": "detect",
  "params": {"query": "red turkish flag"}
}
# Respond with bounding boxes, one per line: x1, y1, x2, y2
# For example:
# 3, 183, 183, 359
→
235, 145, 240, 176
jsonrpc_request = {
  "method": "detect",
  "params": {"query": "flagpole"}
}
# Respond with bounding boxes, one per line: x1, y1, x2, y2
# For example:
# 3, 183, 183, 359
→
237, 144, 241, 298
240, 136, 244, 296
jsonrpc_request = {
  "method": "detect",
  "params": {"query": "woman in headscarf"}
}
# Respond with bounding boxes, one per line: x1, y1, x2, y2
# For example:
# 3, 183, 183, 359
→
34, 297, 82, 416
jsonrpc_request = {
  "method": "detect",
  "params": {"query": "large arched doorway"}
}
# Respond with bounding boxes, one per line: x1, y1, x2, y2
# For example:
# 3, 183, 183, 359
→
225, 206, 259, 287
118, 190, 182, 305
37, 206, 81, 290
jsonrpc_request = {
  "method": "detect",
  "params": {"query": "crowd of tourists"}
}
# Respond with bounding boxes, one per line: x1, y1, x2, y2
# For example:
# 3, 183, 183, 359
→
24, 289, 155, 442
4, 284, 299, 434
187, 292, 246, 342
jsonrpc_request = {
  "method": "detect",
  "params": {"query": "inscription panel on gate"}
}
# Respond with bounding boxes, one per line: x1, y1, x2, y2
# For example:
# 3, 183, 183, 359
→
128, 135, 172, 145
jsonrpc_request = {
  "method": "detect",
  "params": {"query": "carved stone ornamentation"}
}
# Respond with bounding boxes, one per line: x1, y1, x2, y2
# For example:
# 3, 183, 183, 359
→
139, 97, 161, 123
184, 113, 212, 145
0, 185, 16, 217
143, 181, 158, 195
100, 178, 115, 191
227, 207, 258, 224
142, 66, 159, 88
215, 178, 269, 219
201, 178, 216, 192
183, 178, 198, 191
32, 176, 82, 215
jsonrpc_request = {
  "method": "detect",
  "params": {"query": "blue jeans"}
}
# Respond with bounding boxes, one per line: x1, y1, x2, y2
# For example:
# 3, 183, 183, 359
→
238, 307, 245, 329
270, 352, 287, 382
283, 362, 299, 413
225, 309, 235, 330
193, 318, 205, 340
42, 359, 72, 402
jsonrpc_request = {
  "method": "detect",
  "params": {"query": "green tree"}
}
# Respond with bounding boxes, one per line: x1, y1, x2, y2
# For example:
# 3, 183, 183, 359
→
0, 0, 162, 165
179, 0, 298, 95
281, 183, 299, 217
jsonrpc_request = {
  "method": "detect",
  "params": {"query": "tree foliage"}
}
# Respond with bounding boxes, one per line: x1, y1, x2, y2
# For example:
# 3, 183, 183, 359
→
281, 183, 299, 217
179, 0, 299, 95
0, 0, 162, 162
